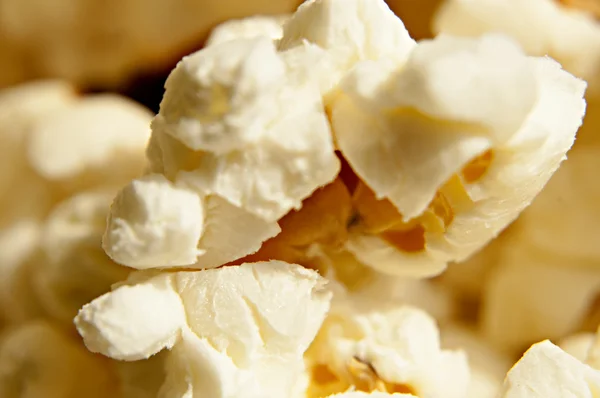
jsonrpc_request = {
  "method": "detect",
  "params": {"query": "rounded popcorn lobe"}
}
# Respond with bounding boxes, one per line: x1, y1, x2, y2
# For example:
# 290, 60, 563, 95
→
27, 94, 152, 188
306, 302, 469, 398
433, 0, 600, 89
0, 321, 118, 398
278, 0, 416, 69
75, 261, 332, 398
103, 174, 206, 268
329, 33, 586, 277
498, 340, 600, 397
75, 272, 187, 361
150, 36, 339, 224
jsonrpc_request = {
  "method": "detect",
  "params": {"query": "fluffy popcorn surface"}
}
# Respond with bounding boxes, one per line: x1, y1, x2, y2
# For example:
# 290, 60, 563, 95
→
306, 303, 469, 398
104, 173, 281, 269
30, 190, 130, 324
76, 261, 332, 398
103, 174, 206, 268
588, 328, 600, 370
152, 36, 339, 221
331, 33, 586, 276
433, 0, 600, 88
482, 241, 600, 354
278, 0, 416, 76
498, 340, 600, 397
0, 0, 301, 88
27, 94, 151, 186
0, 320, 117, 398
206, 15, 289, 47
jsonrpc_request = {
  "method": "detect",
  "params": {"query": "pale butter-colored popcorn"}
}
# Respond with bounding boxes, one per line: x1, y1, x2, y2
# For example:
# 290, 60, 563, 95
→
206, 15, 290, 47
76, 261, 332, 398
331, 33, 586, 277
482, 240, 600, 354
0, 320, 118, 398
515, 146, 600, 261
0, 221, 44, 324
105, 35, 341, 269
0, 81, 152, 229
433, 0, 600, 88
31, 190, 130, 324
498, 340, 600, 397
441, 325, 512, 398
305, 293, 469, 398
0, 0, 302, 88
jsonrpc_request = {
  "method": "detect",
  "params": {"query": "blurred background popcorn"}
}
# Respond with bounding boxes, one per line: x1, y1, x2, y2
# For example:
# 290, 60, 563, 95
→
1, 0, 599, 397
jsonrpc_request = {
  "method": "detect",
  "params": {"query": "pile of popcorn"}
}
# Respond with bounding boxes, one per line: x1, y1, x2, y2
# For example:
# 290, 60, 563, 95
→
1, 0, 600, 397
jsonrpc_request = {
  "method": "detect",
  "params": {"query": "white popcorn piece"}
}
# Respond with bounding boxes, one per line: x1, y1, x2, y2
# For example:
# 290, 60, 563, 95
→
206, 15, 289, 47
433, 0, 600, 89
306, 302, 469, 397
103, 174, 206, 268
0, 320, 117, 398
278, 0, 416, 76
482, 241, 600, 354
498, 340, 600, 397
104, 174, 281, 269
76, 261, 332, 398
153, 36, 339, 220
331, 33, 586, 276
441, 325, 512, 398
31, 191, 130, 324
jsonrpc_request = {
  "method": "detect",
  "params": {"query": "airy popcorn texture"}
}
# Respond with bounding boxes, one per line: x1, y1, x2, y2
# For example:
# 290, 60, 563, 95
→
0, 0, 596, 397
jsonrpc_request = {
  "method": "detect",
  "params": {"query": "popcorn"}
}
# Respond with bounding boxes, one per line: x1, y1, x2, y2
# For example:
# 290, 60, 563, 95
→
0, 81, 152, 229
482, 241, 600, 354
0, 221, 44, 324
441, 325, 512, 398
103, 174, 206, 268
498, 340, 600, 397
332, 34, 586, 276
106, 36, 340, 269
433, 0, 600, 88
75, 261, 332, 397
0, 320, 117, 398
206, 15, 289, 47
105, 0, 586, 280
515, 146, 600, 261
31, 191, 130, 324
306, 288, 469, 397
27, 94, 152, 191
